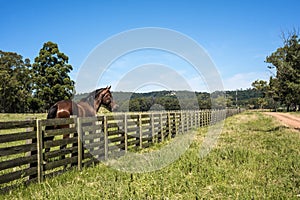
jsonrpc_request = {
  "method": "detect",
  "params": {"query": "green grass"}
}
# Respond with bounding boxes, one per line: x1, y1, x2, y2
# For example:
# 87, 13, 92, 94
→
0, 113, 48, 188
1, 111, 300, 199
0, 113, 46, 122
290, 112, 300, 117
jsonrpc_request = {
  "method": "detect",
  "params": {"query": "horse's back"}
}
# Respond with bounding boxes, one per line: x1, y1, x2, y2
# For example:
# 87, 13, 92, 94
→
47, 100, 78, 119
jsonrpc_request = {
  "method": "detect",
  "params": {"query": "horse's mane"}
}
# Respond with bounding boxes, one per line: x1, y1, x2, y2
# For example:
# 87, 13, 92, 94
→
80, 88, 105, 104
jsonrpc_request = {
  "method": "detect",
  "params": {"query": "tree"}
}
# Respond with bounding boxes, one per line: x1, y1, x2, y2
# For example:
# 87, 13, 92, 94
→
0, 50, 32, 112
251, 80, 268, 97
129, 98, 141, 112
32, 41, 75, 111
251, 80, 268, 109
266, 77, 281, 110
266, 32, 300, 111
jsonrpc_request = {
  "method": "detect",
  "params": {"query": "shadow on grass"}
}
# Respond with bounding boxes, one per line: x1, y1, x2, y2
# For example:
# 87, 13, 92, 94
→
265, 125, 300, 132
249, 125, 289, 132
265, 125, 289, 132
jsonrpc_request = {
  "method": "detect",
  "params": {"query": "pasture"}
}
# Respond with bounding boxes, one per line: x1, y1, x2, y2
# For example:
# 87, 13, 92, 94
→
0, 113, 46, 122
1, 111, 300, 199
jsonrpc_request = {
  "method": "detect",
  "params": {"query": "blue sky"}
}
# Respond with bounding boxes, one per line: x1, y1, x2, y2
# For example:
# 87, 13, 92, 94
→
1, 0, 299, 92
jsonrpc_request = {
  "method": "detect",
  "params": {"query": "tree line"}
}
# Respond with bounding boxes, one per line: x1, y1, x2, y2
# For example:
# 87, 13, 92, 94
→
0, 41, 75, 113
75, 89, 263, 112
252, 31, 300, 111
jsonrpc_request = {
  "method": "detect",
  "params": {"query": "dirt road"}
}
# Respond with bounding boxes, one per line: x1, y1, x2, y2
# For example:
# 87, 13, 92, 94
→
264, 112, 300, 130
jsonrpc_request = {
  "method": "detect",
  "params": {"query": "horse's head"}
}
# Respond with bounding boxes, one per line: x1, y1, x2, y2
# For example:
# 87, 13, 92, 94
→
94, 86, 118, 112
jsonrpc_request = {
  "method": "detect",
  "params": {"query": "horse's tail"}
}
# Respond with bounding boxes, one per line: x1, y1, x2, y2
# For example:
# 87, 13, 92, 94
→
47, 104, 58, 119
45, 104, 58, 153
45, 104, 58, 130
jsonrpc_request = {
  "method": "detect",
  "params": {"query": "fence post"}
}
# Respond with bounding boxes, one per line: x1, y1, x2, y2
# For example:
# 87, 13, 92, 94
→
151, 113, 155, 143
203, 111, 206, 126
195, 111, 200, 127
193, 111, 196, 127
36, 119, 43, 183
139, 113, 142, 148
28, 117, 37, 181
70, 115, 78, 167
77, 117, 83, 171
191, 111, 194, 128
201, 111, 203, 126
167, 112, 171, 140
195, 111, 197, 127
182, 112, 185, 132
198, 111, 201, 127
187, 112, 190, 130
189, 111, 192, 128
104, 115, 108, 160
160, 113, 164, 142
174, 112, 178, 137
124, 113, 128, 152
206, 111, 209, 126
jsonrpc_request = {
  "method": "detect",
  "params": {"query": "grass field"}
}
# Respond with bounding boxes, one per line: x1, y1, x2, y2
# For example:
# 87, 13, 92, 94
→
1, 111, 300, 199
291, 112, 300, 117
0, 113, 46, 121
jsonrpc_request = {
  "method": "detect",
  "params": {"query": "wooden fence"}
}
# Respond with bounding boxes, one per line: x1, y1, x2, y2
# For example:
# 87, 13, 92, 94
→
0, 109, 241, 191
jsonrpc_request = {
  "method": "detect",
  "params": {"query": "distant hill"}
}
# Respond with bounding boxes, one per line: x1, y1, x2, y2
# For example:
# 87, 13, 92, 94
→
74, 88, 263, 112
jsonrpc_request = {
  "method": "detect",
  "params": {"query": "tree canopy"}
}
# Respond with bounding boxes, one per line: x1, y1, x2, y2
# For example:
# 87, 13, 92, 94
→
0, 42, 75, 113
31, 41, 75, 111
250, 31, 300, 111
265, 32, 300, 111
0, 51, 32, 112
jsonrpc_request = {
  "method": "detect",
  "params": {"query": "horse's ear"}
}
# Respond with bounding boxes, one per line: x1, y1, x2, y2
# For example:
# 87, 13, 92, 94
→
107, 86, 111, 90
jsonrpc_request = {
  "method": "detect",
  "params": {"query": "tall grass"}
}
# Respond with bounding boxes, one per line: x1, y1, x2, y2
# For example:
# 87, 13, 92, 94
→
1, 111, 299, 199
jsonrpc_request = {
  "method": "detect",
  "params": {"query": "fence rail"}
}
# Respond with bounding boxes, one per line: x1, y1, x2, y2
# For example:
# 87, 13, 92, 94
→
0, 109, 241, 191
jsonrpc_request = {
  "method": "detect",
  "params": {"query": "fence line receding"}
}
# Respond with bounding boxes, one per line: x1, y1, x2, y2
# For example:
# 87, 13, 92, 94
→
0, 109, 241, 191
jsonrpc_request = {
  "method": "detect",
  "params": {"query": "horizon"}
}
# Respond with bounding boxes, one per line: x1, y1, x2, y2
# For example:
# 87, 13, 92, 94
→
76, 88, 251, 95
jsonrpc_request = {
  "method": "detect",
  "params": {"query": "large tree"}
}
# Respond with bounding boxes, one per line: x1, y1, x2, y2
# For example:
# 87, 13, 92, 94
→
266, 33, 300, 111
0, 51, 32, 112
32, 41, 75, 111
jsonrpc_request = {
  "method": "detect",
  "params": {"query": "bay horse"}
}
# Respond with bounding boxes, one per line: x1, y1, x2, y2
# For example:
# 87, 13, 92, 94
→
45, 86, 117, 153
